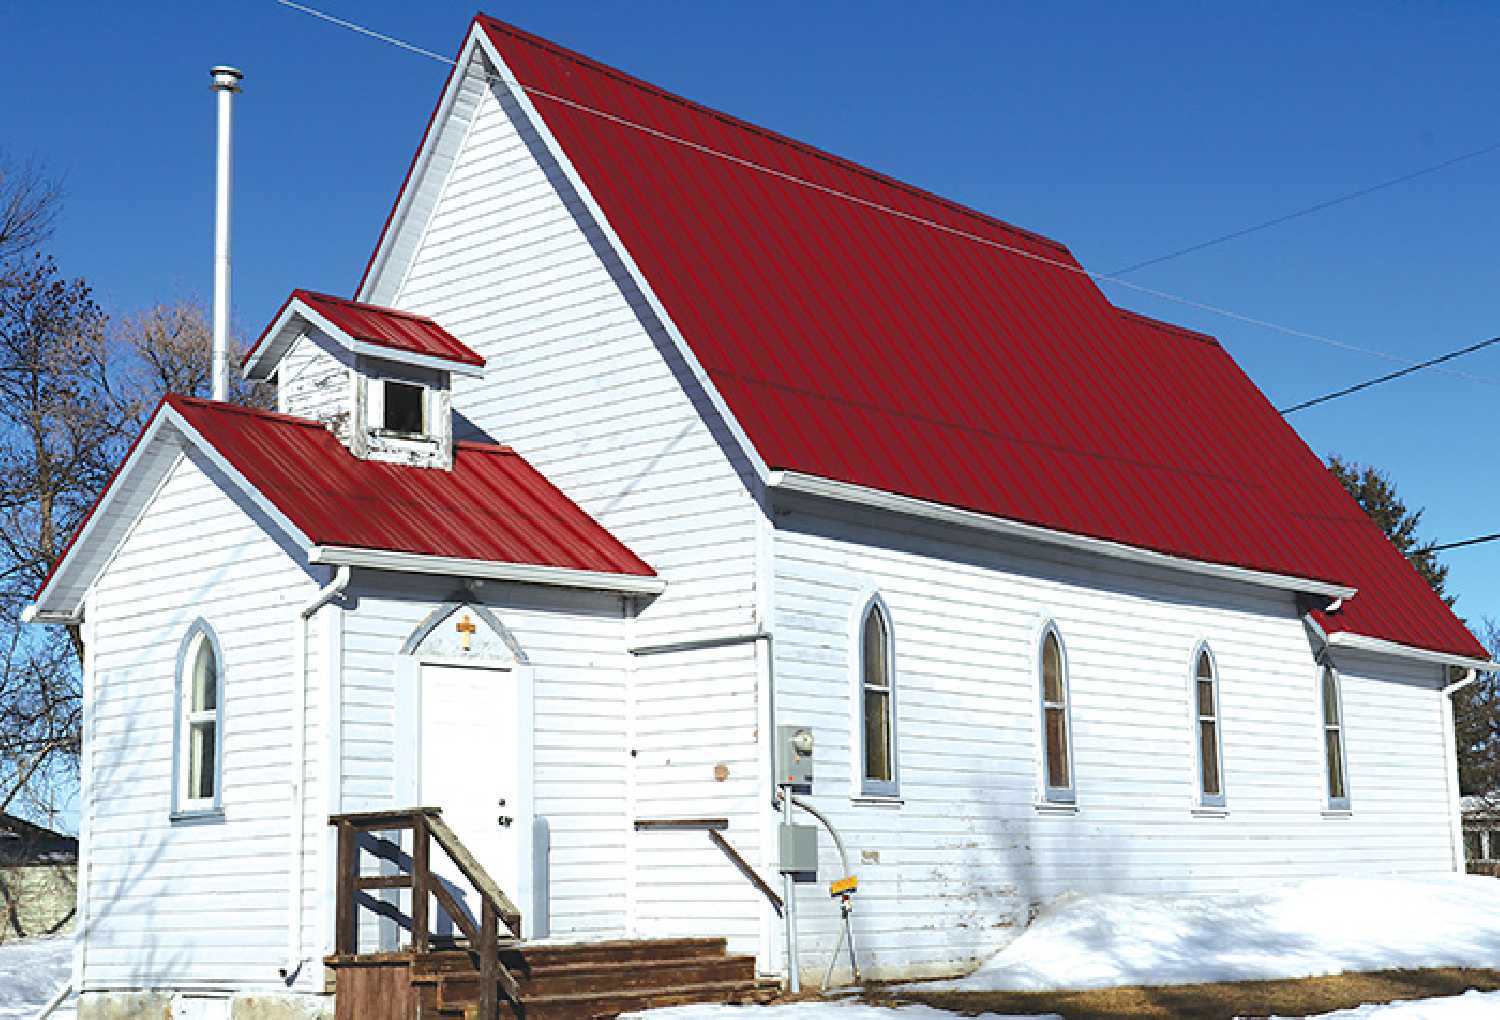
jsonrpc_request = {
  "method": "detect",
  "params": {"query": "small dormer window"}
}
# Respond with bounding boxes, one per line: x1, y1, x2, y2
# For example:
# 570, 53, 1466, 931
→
382, 380, 426, 436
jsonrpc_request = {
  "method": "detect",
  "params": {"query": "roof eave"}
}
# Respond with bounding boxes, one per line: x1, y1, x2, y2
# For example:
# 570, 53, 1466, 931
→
1323, 631, 1499, 673
307, 545, 665, 595
28, 401, 319, 622
768, 469, 1359, 602
245, 298, 485, 381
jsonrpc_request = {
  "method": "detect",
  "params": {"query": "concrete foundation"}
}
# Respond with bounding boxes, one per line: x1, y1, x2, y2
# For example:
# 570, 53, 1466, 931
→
77, 991, 333, 1020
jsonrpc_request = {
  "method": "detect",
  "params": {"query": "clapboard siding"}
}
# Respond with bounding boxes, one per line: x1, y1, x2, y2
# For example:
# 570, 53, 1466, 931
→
337, 571, 632, 937
276, 332, 352, 440
770, 505, 1456, 980
376, 55, 764, 943
85, 449, 326, 992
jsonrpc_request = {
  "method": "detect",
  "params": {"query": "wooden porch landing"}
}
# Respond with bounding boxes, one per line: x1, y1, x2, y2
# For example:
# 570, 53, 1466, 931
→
327, 936, 779, 1020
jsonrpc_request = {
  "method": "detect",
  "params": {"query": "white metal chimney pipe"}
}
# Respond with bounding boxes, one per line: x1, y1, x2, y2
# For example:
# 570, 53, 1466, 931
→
210, 66, 243, 402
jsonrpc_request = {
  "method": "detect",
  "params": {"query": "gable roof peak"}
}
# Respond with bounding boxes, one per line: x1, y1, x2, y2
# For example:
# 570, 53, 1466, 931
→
242, 289, 485, 381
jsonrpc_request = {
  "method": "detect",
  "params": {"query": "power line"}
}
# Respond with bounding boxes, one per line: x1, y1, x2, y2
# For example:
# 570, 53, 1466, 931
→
275, 1, 1500, 392
1114, 140, 1500, 276
1278, 334, 1500, 414
1430, 533, 1500, 553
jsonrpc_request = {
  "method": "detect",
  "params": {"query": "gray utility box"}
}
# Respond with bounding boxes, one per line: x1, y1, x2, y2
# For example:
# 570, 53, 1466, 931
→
776, 725, 814, 790
778, 822, 818, 877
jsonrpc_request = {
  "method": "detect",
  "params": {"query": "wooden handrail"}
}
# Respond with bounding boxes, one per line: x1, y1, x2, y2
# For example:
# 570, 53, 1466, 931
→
331, 807, 522, 1020
428, 814, 523, 936
634, 817, 783, 915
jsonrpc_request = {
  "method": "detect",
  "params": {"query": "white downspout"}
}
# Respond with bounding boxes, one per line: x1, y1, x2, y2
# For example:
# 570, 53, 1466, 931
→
210, 66, 242, 402
284, 565, 351, 981
1441, 667, 1480, 873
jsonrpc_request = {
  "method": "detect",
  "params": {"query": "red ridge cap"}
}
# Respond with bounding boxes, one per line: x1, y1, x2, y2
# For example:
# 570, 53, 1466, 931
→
1117, 308, 1221, 347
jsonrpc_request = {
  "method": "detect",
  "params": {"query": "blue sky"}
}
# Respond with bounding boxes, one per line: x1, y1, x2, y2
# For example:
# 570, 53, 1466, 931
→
3, 1, 1497, 629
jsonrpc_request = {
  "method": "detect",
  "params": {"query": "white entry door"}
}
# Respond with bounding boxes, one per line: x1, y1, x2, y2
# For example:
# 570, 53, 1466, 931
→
420, 663, 520, 932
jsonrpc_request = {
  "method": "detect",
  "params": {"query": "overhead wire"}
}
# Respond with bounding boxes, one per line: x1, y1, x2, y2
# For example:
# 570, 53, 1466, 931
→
1114, 140, 1500, 276
1429, 533, 1500, 554
274, 1, 1500, 399
1279, 334, 1500, 414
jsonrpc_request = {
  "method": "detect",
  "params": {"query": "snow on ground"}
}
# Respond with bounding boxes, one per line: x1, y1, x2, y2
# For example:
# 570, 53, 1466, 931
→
1274, 990, 1500, 1018
0, 934, 74, 1019
625, 1005, 1058, 1020
919, 875, 1500, 993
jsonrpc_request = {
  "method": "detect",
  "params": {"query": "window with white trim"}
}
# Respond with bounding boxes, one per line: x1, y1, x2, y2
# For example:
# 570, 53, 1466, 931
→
176, 623, 224, 814
1039, 625, 1075, 803
381, 379, 426, 436
1320, 662, 1350, 810
858, 599, 898, 797
1192, 645, 1226, 807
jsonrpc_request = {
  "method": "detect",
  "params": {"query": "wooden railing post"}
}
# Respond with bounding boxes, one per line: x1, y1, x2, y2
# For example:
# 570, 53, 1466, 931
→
335, 819, 357, 956
480, 899, 499, 1020
412, 813, 430, 954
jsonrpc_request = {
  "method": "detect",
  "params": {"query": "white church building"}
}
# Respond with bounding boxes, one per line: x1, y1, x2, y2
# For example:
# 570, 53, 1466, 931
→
27, 13, 1495, 1019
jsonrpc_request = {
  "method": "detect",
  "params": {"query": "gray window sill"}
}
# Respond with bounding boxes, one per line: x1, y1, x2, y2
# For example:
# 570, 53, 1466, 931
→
1322, 808, 1353, 819
170, 808, 225, 825
1191, 806, 1230, 818
1034, 800, 1079, 815
851, 795, 904, 808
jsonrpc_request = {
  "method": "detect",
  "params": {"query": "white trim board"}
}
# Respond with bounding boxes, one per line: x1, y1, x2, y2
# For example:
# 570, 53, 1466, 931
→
243, 297, 485, 382
307, 545, 666, 595
769, 469, 1359, 602
1323, 631, 1499, 673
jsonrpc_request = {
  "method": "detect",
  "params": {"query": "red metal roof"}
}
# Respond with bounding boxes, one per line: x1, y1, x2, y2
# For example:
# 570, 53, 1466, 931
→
470, 16, 1483, 660
169, 395, 652, 576
245, 290, 485, 370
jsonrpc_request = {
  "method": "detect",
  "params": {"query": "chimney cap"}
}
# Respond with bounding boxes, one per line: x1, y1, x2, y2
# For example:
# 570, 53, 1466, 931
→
210, 66, 244, 91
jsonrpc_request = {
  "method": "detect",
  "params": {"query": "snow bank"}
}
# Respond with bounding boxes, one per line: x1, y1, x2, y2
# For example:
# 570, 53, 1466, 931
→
1277, 989, 1500, 1018
0, 934, 73, 1018
625, 1004, 1057, 1020
921, 875, 1500, 992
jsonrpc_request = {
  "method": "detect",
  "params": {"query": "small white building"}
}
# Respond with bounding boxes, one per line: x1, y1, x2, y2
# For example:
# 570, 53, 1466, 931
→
28, 14, 1496, 1019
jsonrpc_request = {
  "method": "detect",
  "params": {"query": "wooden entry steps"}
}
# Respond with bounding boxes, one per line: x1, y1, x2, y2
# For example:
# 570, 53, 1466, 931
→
329, 936, 780, 1020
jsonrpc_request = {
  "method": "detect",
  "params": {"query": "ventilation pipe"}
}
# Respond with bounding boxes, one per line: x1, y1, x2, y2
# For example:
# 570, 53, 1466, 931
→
210, 66, 243, 402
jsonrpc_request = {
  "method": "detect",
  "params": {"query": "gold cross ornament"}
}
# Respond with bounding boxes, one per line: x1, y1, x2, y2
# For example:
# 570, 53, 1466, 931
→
455, 614, 477, 651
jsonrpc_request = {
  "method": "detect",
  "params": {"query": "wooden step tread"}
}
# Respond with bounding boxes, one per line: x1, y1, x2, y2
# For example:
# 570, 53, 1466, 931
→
442, 978, 779, 1018
435, 955, 757, 1000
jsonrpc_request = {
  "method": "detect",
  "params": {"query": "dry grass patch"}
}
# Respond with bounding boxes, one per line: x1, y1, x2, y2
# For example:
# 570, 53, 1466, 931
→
878, 967, 1500, 1019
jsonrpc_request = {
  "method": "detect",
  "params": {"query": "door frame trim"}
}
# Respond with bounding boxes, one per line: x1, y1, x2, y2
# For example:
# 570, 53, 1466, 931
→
395, 653, 537, 937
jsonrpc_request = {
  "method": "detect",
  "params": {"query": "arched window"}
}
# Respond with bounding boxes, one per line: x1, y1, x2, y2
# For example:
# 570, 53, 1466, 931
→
1039, 625, 1075, 803
1192, 645, 1226, 807
1320, 661, 1350, 810
175, 621, 224, 816
858, 598, 898, 797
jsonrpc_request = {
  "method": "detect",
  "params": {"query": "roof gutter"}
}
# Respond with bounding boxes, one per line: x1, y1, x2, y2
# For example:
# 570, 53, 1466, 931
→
307, 545, 666, 595
1323, 631, 1500, 673
769, 470, 1358, 601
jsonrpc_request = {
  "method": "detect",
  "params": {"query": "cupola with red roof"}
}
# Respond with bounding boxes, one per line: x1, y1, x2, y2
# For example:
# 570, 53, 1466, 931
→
242, 289, 485, 470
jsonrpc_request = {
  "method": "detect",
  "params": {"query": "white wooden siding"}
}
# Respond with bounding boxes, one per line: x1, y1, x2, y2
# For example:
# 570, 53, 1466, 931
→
84, 450, 325, 992
336, 572, 633, 938
276, 331, 352, 441
374, 54, 766, 946
770, 505, 1456, 980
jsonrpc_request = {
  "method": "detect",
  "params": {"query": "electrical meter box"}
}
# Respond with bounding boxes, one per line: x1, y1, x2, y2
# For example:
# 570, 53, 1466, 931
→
776, 725, 814, 789
778, 822, 818, 877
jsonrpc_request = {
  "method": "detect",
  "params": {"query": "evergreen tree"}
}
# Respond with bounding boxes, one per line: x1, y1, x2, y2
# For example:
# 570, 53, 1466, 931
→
1327, 455, 1450, 603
